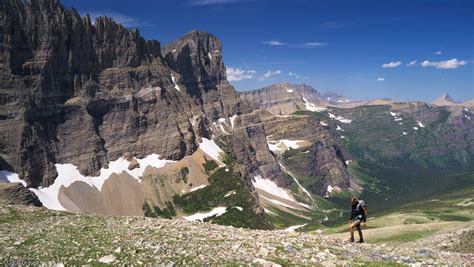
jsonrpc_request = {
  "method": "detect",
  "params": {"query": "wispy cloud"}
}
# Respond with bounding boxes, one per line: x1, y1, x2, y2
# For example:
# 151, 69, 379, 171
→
377, 77, 385, 81
421, 58, 467, 69
84, 12, 154, 27
434, 50, 442, 55
407, 60, 417, 67
226, 67, 255, 81
288, 72, 300, 79
299, 42, 328, 48
262, 40, 286, 46
259, 70, 282, 81
262, 40, 328, 48
382, 61, 402, 68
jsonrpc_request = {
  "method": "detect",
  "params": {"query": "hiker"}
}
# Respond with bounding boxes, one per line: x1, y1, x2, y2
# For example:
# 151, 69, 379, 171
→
348, 196, 366, 243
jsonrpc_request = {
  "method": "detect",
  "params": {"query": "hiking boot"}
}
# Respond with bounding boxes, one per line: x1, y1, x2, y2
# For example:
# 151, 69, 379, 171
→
347, 237, 354, 242
356, 239, 364, 243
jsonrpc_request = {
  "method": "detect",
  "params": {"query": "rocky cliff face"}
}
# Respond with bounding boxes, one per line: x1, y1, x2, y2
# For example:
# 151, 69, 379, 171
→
0, 0, 247, 188
240, 82, 331, 115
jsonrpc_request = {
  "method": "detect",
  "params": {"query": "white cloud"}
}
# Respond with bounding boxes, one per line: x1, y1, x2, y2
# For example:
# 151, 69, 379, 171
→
84, 12, 153, 27
377, 77, 385, 81
226, 67, 255, 81
259, 70, 282, 81
382, 61, 402, 68
421, 58, 467, 69
288, 72, 300, 79
262, 40, 286, 46
301, 42, 328, 48
407, 60, 417, 67
434, 50, 442, 55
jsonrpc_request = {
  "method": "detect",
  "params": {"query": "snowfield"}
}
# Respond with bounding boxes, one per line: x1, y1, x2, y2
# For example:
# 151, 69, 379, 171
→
34, 154, 174, 211
254, 175, 312, 210
184, 207, 227, 222
189, 184, 208, 192
253, 175, 295, 202
328, 112, 352, 124
0, 171, 27, 187
267, 139, 304, 153
199, 138, 224, 162
302, 97, 326, 112
285, 224, 307, 232
2, 154, 175, 211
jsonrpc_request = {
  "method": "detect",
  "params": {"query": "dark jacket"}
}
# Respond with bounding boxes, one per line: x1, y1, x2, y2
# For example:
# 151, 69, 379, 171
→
349, 201, 366, 222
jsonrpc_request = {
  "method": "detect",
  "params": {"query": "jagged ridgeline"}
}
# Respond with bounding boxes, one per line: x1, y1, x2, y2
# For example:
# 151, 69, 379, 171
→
1, 0, 473, 231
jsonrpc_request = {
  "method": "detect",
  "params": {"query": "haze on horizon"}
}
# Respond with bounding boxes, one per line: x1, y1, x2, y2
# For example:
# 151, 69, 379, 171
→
63, 0, 474, 102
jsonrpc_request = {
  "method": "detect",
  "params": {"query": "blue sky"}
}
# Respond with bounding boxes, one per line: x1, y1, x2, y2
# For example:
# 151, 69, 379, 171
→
62, 0, 474, 102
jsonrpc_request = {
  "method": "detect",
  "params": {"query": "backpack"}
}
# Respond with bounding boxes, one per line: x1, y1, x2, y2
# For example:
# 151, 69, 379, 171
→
358, 200, 368, 216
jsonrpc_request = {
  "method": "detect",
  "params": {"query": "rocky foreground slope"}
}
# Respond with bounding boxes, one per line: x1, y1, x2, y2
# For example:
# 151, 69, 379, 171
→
1, 205, 473, 265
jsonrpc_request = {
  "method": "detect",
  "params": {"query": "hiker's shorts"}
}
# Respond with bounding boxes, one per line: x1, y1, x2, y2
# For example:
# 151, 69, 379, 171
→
350, 219, 362, 229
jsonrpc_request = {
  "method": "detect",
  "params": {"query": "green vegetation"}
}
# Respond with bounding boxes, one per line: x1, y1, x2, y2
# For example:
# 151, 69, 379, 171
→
143, 201, 177, 219
179, 167, 189, 183
203, 158, 218, 174
173, 167, 274, 230
371, 230, 438, 243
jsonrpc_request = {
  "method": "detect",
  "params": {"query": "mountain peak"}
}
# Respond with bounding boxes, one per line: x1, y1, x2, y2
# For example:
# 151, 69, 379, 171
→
433, 93, 456, 106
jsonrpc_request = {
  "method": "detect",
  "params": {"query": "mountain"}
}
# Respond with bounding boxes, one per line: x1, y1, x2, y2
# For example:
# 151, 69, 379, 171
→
1, 0, 473, 233
240, 82, 330, 115
0, 0, 269, 226
432, 93, 456, 106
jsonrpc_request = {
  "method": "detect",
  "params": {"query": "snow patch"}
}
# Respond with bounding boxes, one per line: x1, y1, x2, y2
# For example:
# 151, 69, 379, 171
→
235, 206, 243, 211
253, 175, 294, 202
328, 112, 352, 124
199, 138, 224, 162
267, 140, 304, 153
340, 135, 346, 139
320, 121, 328, 126
285, 224, 307, 232
260, 195, 298, 210
229, 115, 238, 129
0, 171, 27, 187
417, 121, 425, 128
465, 114, 471, 120
224, 191, 236, 198
326, 185, 341, 194
302, 97, 326, 112
29, 154, 174, 211
345, 160, 352, 165
184, 207, 227, 222
171, 74, 181, 91
336, 125, 344, 131
286, 87, 294, 93
402, 132, 408, 135
190, 184, 208, 192
413, 127, 419, 130
264, 208, 277, 216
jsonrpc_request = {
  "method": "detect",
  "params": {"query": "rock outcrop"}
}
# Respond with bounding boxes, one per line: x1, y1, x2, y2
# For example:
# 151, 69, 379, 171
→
0, 0, 245, 188
0, 183, 42, 206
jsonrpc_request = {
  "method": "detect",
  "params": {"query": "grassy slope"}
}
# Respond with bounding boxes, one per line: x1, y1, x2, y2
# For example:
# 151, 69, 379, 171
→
172, 166, 274, 230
